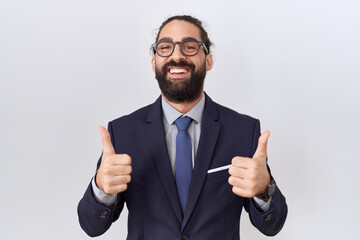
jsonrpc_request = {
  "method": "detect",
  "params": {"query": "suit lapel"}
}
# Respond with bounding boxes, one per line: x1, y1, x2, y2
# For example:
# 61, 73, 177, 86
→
144, 97, 183, 224
181, 94, 221, 231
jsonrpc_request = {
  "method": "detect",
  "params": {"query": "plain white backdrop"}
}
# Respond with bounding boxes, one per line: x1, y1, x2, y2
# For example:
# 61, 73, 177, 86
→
1, 0, 359, 239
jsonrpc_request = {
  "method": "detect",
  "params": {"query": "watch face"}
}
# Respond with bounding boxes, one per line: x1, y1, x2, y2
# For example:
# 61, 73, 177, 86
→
256, 179, 276, 200
268, 182, 276, 196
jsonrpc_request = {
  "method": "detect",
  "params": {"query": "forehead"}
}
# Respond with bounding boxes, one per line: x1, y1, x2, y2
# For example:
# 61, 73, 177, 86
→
158, 20, 202, 41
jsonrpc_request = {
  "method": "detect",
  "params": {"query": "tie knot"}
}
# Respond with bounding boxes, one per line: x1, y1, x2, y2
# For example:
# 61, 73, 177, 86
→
175, 117, 192, 131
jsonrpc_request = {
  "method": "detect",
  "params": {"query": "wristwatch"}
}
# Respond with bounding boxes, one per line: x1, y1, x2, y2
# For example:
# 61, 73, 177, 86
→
256, 176, 276, 201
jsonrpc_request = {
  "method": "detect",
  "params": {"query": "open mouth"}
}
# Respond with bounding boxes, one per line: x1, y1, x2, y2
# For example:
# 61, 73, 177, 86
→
167, 67, 190, 79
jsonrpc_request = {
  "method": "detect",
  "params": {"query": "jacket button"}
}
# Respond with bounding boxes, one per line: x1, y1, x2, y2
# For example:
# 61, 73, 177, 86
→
264, 214, 272, 222
180, 234, 188, 240
100, 209, 109, 219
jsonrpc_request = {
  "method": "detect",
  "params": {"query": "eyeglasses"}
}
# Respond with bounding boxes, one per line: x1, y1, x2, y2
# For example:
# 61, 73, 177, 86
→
152, 39, 209, 57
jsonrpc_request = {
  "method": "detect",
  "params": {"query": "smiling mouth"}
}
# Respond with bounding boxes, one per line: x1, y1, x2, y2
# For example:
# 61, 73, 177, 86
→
167, 67, 190, 80
168, 67, 188, 74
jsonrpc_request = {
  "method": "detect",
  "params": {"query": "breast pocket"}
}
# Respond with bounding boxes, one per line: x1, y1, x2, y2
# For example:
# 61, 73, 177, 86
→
206, 167, 230, 181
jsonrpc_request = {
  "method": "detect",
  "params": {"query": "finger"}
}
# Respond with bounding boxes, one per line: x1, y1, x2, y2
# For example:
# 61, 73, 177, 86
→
113, 154, 132, 166
103, 184, 128, 195
99, 126, 115, 155
108, 165, 132, 175
114, 184, 128, 193
229, 166, 254, 179
228, 176, 246, 188
106, 154, 131, 166
108, 175, 132, 185
231, 156, 253, 168
229, 177, 257, 198
253, 130, 270, 159
232, 186, 253, 198
228, 175, 255, 188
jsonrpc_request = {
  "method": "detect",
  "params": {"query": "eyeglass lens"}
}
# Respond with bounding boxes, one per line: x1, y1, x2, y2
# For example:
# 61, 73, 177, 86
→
156, 41, 200, 57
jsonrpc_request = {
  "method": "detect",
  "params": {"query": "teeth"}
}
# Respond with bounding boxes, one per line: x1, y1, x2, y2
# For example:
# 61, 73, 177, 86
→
170, 68, 187, 74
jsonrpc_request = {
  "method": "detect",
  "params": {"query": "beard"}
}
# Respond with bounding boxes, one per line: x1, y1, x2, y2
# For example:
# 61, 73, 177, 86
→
155, 59, 206, 103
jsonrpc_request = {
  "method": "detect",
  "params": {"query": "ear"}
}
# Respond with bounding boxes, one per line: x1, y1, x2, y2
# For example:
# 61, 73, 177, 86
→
151, 57, 155, 73
205, 53, 213, 71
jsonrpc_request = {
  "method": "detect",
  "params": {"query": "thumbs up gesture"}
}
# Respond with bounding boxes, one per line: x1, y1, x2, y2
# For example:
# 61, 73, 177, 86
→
95, 126, 132, 195
228, 131, 271, 198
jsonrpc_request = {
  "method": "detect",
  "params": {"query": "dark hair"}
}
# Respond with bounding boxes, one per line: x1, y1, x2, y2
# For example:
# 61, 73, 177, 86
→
153, 15, 212, 55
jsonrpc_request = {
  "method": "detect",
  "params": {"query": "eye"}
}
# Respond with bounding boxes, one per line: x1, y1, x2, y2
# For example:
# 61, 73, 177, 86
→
160, 45, 171, 50
185, 45, 196, 50
183, 41, 198, 52
157, 42, 173, 52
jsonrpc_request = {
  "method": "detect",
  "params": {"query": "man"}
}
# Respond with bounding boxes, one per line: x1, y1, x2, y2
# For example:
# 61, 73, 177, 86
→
78, 15, 287, 239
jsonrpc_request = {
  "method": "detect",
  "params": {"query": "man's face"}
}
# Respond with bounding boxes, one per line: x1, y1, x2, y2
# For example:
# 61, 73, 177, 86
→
152, 20, 213, 103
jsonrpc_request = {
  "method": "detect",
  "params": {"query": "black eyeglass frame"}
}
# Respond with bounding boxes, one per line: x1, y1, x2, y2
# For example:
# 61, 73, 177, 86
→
152, 39, 209, 57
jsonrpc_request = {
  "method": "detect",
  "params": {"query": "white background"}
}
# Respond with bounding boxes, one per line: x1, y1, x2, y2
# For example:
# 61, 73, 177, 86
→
1, 0, 359, 239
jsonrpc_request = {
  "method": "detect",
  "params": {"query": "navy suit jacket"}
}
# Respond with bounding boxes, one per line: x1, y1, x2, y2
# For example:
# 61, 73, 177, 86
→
78, 94, 287, 239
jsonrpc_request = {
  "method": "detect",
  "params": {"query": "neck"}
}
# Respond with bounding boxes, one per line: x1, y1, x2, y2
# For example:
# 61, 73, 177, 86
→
162, 91, 204, 114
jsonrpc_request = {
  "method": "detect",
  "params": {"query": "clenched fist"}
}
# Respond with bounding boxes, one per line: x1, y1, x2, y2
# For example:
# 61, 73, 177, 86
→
95, 126, 132, 195
228, 131, 271, 199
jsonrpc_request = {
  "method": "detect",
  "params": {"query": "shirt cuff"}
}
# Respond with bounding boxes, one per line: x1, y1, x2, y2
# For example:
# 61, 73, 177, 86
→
252, 196, 272, 212
91, 177, 118, 206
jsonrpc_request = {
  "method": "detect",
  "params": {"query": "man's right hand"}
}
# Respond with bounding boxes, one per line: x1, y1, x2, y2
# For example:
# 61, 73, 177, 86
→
95, 126, 132, 195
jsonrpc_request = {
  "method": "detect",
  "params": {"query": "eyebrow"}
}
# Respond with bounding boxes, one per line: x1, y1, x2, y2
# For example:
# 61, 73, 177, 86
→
158, 37, 201, 42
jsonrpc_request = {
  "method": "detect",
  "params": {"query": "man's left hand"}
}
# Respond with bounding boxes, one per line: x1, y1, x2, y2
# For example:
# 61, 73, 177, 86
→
228, 131, 271, 198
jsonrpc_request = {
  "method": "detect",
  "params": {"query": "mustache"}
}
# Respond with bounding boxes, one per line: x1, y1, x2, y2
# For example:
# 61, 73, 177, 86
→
161, 60, 195, 73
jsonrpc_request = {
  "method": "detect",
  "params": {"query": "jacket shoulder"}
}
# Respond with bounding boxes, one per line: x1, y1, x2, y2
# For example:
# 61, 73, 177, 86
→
213, 100, 259, 124
109, 102, 154, 128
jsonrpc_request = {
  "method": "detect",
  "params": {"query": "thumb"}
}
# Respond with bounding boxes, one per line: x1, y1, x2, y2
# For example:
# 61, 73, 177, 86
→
253, 130, 270, 159
98, 126, 115, 155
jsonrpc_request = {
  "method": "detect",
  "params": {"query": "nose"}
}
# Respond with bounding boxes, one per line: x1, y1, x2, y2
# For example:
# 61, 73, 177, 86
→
170, 43, 185, 60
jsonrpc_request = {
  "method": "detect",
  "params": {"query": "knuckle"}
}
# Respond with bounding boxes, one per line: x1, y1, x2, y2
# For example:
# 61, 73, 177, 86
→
232, 186, 242, 196
124, 175, 131, 183
230, 167, 241, 178
232, 157, 239, 165
124, 165, 132, 174
120, 184, 128, 192
120, 175, 131, 184
228, 176, 233, 185
103, 186, 111, 194
124, 154, 132, 164
228, 166, 234, 175
119, 154, 131, 165
229, 176, 239, 186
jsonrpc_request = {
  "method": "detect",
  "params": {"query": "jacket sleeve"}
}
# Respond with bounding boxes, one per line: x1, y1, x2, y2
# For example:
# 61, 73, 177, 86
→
77, 121, 126, 237
243, 119, 288, 236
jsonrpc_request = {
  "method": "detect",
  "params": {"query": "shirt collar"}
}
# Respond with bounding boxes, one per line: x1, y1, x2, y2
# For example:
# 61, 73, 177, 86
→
161, 94, 205, 125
